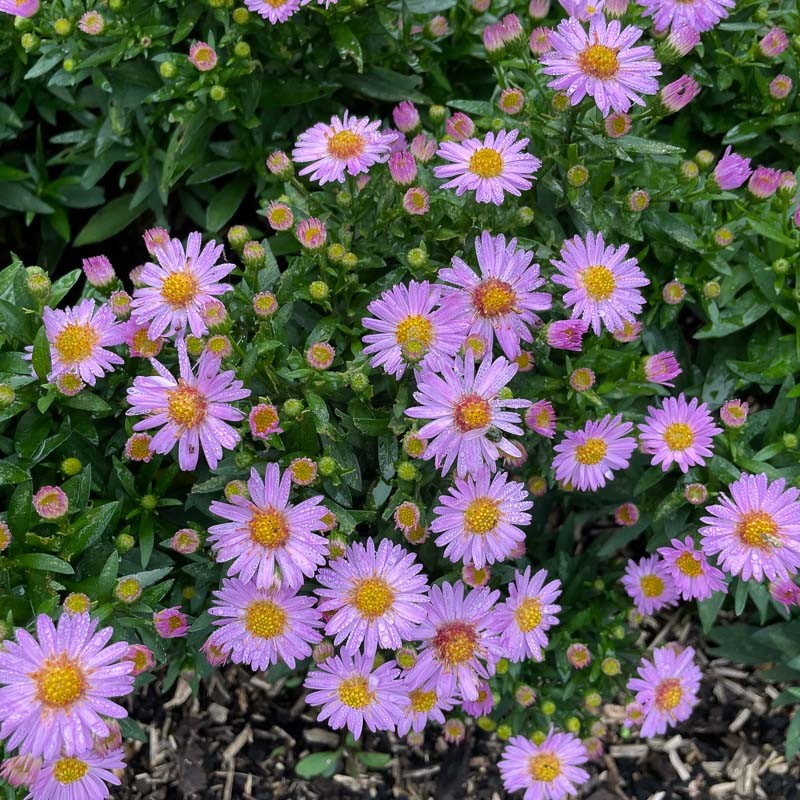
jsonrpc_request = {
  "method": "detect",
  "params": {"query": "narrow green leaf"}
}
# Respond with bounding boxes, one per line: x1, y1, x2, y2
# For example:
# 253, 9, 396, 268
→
15, 553, 74, 575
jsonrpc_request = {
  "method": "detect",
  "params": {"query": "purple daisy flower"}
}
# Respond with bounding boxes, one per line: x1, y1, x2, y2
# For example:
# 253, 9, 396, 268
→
499, 729, 590, 800
638, 393, 721, 473
292, 111, 395, 186
525, 400, 557, 438
361, 280, 467, 378
552, 414, 637, 492
130, 231, 234, 340
207, 578, 323, 669
546, 319, 589, 351
405, 352, 529, 477
699, 473, 800, 582
430, 467, 533, 568
551, 231, 649, 336
43, 300, 124, 387
126, 338, 249, 471
711, 146, 752, 191
245, 0, 304, 24
627, 645, 702, 737
643, 351, 681, 387
433, 129, 541, 205
541, 16, 661, 117
396, 684, 456, 736
620, 555, 680, 615
314, 537, 430, 658
405, 581, 502, 701
461, 680, 494, 716
635, 0, 734, 33
488, 567, 562, 662
304, 650, 405, 739
0, 613, 133, 759
438, 232, 551, 360
0, 0, 39, 16
28, 749, 125, 800
208, 463, 329, 590
657, 536, 727, 601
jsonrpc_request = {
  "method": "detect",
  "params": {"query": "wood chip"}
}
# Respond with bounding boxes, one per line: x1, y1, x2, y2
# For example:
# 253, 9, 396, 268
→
728, 708, 750, 733
222, 725, 252, 764
163, 678, 193, 710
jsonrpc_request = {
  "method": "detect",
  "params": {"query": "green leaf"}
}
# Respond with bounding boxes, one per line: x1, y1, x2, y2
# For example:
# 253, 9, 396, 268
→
31, 325, 51, 382
0, 298, 32, 341
403, 0, 456, 9
73, 195, 146, 246
139, 515, 155, 568
15, 553, 74, 575
0, 459, 29, 486
698, 591, 726, 633
7, 480, 32, 535
356, 751, 392, 768
60, 392, 113, 414
206, 177, 249, 232
49, 269, 82, 307
61, 502, 120, 560
734, 579, 749, 615
186, 160, 243, 186
330, 24, 364, 72
294, 751, 340, 778
119, 717, 149, 743
339, 67, 429, 103
787, 711, 800, 762
97, 551, 120, 599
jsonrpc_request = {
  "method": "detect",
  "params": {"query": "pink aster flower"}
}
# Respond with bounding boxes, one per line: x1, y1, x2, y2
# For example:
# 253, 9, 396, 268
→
605, 112, 632, 138
551, 231, 649, 336
305, 650, 405, 739
0, 613, 133, 759
628, 645, 702, 737
615, 502, 640, 526
499, 729, 590, 800
397, 684, 456, 736
463, 563, 492, 588
296, 217, 327, 250
659, 75, 701, 113
249, 402, 282, 439
0, 754, 41, 788
770, 75, 793, 100
720, 399, 748, 428
405, 581, 502, 701
461, 681, 494, 716
123, 644, 155, 676
292, 111, 394, 186
405, 352, 529, 477
644, 351, 681, 386
639, 394, 721, 473
445, 112, 475, 141
126, 338, 249, 472
208, 463, 329, 590
361, 280, 467, 378
43, 300, 124, 386
438, 231, 552, 360
81, 255, 115, 288
546, 318, 589, 351
33, 486, 69, 520
124, 432, 153, 462
747, 166, 781, 199
613, 319, 642, 343
265, 201, 294, 231
403, 186, 430, 215
566, 643, 591, 669
245, 0, 303, 24
621, 555, 680, 615
0, 0, 38, 16
569, 366, 595, 392
529, 26, 552, 56
0, 519, 11, 552
552, 414, 636, 492
410, 133, 437, 163
121, 320, 163, 359
658, 536, 727, 600
207, 578, 323, 670
560, 0, 606, 20
315, 537, 430, 657
108, 290, 131, 319
711, 146, 752, 191
393, 101, 420, 133
759, 27, 789, 57
499, 87, 525, 115
29, 749, 125, 800
153, 606, 189, 638
770, 579, 800, 611
189, 41, 217, 71
636, 0, 733, 33
525, 400, 557, 438
431, 468, 532, 568
699, 473, 800, 582
131, 231, 234, 340
388, 151, 418, 186
434, 130, 541, 205
78, 10, 105, 35
541, 16, 661, 117
306, 341, 334, 369
171, 528, 200, 555
489, 567, 561, 662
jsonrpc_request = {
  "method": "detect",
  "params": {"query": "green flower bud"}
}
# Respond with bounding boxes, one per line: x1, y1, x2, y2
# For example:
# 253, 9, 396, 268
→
694, 149, 714, 170
336, 190, 352, 208
783, 433, 798, 450
318, 456, 337, 477
753, 6, 768, 21
397, 461, 417, 481
116, 533, 135, 553
60, 457, 82, 477
773, 258, 791, 275
601, 657, 621, 676
407, 248, 428, 269
498, 387, 514, 400
26, 266, 51, 299
703, 280, 721, 299
283, 398, 304, 418
210, 85, 227, 102
20, 33, 38, 51
476, 716, 496, 732
349, 372, 369, 393
227, 225, 249, 251
159, 61, 177, 79
531, 730, 547, 745
233, 7, 250, 23
679, 160, 699, 181
327, 243, 346, 263
341, 252, 358, 270
566, 717, 581, 734
234, 41, 251, 59
140, 494, 158, 511
496, 723, 512, 741
186, 335, 205, 356
567, 165, 589, 187
593, 578, 605, 590
516, 206, 534, 225
234, 451, 257, 469
495, 657, 509, 675
429, 104, 447, 123
541, 700, 556, 715
242, 241, 265, 268
53, 18, 72, 36
108, 0, 123, 9
0, 384, 15, 408
309, 281, 330, 301
551, 92, 570, 112
611, 625, 626, 640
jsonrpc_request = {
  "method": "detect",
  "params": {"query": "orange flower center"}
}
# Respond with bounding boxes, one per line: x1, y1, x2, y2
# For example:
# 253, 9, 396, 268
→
473, 278, 517, 317
736, 511, 779, 549
167, 383, 207, 428
433, 621, 478, 667
161, 270, 199, 308
514, 597, 543, 632
337, 676, 373, 709
468, 147, 504, 178
581, 265, 616, 302
409, 688, 437, 713
350, 577, 395, 618
249, 507, 290, 549
53, 757, 89, 785
245, 600, 287, 639
463, 497, 501, 534
675, 551, 703, 577
33, 655, 86, 709
654, 677, 683, 711
640, 574, 664, 598
663, 422, 695, 451
528, 752, 562, 782
54, 322, 98, 364
575, 437, 607, 465
454, 393, 492, 432
327, 130, 366, 160
579, 44, 619, 79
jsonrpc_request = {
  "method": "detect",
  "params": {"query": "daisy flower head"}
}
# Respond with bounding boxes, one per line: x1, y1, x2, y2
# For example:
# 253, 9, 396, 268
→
443, 717, 467, 744
249, 402, 282, 439
643, 351, 681, 387
499, 729, 590, 800
208, 463, 329, 590
0, 0, 39, 17
315, 537, 430, 658
711, 146, 752, 191
551, 231, 649, 336
638, 393, 721, 473
33, 486, 69, 520
153, 606, 189, 638
0, 613, 133, 759
636, 0, 734, 34
434, 129, 541, 205
189, 41, 217, 71
489, 567, 562, 662
131, 231, 234, 340
720, 399, 748, 428
699, 473, 800, 582
770, 579, 800, 610
43, 300, 124, 386
361, 280, 468, 378
292, 111, 394, 186
245, 0, 303, 24
304, 650, 405, 739
430, 467, 533, 568
461, 681, 495, 716
0, 754, 41, 788
566, 643, 591, 669
438, 231, 552, 360
397, 684, 456, 736
28, 749, 125, 800
123, 644, 155, 676
207, 578, 323, 670
546, 318, 589, 351
657, 536, 727, 600
552, 414, 637, 492
405, 351, 530, 477
126, 338, 249, 472
540, 16, 661, 117
121, 320, 163, 359
81, 255, 115, 288
405, 580, 503, 701
620, 555, 680, 614
525, 400, 557, 438
627, 645, 701, 737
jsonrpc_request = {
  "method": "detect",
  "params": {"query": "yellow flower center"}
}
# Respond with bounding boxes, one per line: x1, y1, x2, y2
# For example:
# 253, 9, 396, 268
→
350, 577, 395, 618
54, 323, 98, 364
463, 497, 502, 534
132, 650, 149, 673
64, 594, 90, 614
468, 566, 489, 585
640, 574, 664, 598
131, 328, 159, 357
675, 551, 703, 577
736, 511, 779, 549
249, 507, 290, 549
53, 757, 89, 785
395, 314, 434, 353
245, 600, 287, 639
167, 614, 184, 632
33, 656, 86, 709
575, 437, 607, 465
337, 676, 374, 709
194, 47, 214, 67
536, 409, 552, 428
161, 270, 199, 308
395, 505, 418, 529
514, 597, 543, 632
454, 393, 492, 432
117, 578, 140, 601
468, 147, 504, 178
252, 405, 279, 433
579, 44, 619, 79
433, 622, 478, 666
654, 677, 683, 711
291, 460, 316, 483
409, 688, 437, 713
128, 436, 152, 460
663, 422, 695, 451
167, 383, 207, 428
327, 130, 366, 160
581, 265, 616, 302
528, 753, 562, 783
473, 278, 517, 318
